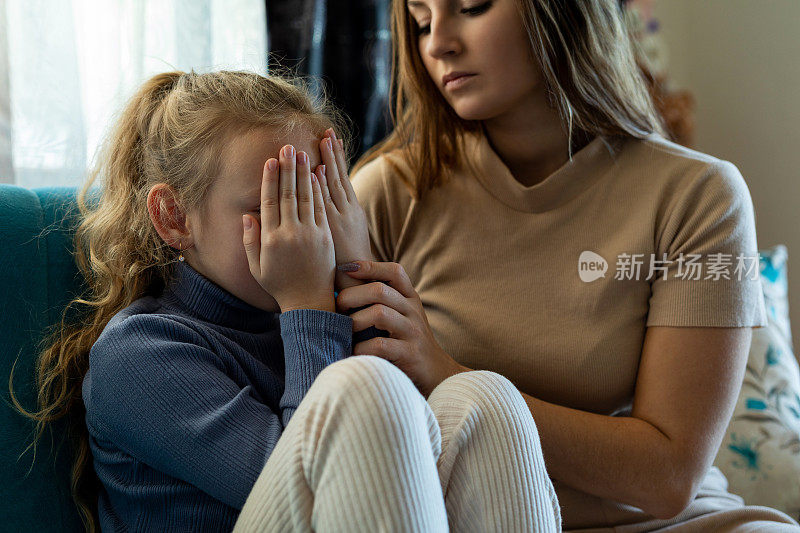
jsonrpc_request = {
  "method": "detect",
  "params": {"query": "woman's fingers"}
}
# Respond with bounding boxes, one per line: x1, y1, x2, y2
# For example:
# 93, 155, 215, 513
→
296, 150, 313, 224
279, 144, 298, 224
335, 279, 412, 317
320, 136, 346, 210
349, 303, 408, 336
353, 335, 403, 362
337, 261, 416, 299
262, 158, 280, 232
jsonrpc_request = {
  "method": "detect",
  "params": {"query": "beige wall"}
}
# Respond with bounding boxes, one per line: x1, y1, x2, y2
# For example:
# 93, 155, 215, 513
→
654, 0, 800, 350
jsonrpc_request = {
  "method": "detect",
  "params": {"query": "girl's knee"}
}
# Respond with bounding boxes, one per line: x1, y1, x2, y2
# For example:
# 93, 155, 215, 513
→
431, 370, 534, 423
317, 355, 422, 408
436, 369, 518, 401
315, 356, 439, 444
321, 355, 405, 386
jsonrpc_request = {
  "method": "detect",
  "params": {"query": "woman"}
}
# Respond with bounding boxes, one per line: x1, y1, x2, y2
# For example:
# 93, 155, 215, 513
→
336, 0, 800, 531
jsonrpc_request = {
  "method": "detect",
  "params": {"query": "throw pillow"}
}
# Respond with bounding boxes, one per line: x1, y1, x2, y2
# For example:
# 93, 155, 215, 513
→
713, 244, 800, 521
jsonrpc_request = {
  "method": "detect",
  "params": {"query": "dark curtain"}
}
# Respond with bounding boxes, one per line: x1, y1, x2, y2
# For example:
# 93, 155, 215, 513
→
265, 0, 392, 160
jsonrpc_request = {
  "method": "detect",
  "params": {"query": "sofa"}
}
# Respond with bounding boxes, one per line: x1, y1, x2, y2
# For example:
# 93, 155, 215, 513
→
2, 183, 799, 531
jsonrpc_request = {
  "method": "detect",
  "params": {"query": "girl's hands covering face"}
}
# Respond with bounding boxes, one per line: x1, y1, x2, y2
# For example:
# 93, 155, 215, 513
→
242, 145, 336, 313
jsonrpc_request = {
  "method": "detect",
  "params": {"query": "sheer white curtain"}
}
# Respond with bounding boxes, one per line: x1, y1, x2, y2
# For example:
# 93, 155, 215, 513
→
0, 0, 267, 188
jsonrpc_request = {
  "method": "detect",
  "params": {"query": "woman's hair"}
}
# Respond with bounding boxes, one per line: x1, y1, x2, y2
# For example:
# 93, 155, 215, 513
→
8, 69, 349, 532
351, 0, 668, 200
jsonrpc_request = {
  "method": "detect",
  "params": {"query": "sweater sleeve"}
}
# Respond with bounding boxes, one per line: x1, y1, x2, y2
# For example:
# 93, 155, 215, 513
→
278, 309, 353, 426
646, 161, 767, 328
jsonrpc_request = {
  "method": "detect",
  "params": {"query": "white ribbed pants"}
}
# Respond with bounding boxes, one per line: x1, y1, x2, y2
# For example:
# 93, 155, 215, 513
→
233, 355, 562, 532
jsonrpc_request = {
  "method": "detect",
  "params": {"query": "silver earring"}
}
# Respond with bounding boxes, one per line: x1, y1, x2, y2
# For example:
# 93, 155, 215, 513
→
178, 242, 185, 262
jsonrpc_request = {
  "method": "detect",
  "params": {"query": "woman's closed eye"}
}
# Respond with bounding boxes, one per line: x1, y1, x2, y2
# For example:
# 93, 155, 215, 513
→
415, 1, 493, 36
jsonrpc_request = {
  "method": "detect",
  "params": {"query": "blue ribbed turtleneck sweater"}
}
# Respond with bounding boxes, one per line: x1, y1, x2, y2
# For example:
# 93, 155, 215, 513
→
82, 261, 380, 532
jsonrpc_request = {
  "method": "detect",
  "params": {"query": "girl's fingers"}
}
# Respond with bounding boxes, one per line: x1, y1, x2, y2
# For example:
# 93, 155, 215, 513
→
262, 158, 280, 232
315, 164, 335, 211
329, 131, 357, 204
296, 151, 313, 224
242, 213, 261, 274
311, 168, 328, 227
279, 144, 298, 224
320, 136, 346, 210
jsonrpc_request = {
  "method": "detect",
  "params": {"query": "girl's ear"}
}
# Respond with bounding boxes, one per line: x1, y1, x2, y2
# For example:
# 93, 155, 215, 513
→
147, 184, 193, 249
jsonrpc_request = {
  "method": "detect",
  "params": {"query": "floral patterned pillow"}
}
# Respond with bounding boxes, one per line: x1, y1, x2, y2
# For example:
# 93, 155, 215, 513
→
713, 244, 800, 521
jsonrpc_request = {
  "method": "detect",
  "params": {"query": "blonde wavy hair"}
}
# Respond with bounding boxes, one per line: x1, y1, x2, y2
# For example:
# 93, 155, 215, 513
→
8, 69, 349, 532
351, 0, 668, 199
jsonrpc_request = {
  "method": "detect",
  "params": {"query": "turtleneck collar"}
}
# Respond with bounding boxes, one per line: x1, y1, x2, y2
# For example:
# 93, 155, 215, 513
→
460, 127, 626, 213
161, 260, 279, 333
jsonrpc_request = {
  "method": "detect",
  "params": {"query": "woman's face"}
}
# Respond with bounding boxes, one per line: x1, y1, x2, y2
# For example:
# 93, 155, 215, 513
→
407, 0, 543, 121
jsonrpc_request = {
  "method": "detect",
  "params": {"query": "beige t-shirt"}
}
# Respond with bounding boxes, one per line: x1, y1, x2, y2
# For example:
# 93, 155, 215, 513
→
352, 130, 765, 415
350, 129, 770, 529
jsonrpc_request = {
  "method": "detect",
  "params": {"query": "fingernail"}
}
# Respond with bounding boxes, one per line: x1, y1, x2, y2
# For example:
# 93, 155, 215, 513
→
284, 145, 295, 158
325, 137, 332, 150
298, 151, 308, 164
243, 215, 252, 229
330, 129, 337, 140
337, 262, 360, 272
267, 159, 277, 171
321, 164, 326, 176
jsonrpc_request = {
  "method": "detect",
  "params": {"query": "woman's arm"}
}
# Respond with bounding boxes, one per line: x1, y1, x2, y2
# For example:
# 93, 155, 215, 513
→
493, 326, 751, 520
335, 262, 752, 518
522, 160, 760, 517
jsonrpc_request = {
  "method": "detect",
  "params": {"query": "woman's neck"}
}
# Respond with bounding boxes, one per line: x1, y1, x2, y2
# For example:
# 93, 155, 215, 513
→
481, 90, 575, 188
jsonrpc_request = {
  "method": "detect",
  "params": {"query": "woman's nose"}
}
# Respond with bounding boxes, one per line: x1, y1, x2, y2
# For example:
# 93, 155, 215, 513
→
424, 19, 462, 59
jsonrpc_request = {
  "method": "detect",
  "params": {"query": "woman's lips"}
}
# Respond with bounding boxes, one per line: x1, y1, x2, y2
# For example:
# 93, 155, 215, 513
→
444, 74, 476, 90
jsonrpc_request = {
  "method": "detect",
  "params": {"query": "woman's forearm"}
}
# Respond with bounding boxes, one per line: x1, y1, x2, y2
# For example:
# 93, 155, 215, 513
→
517, 390, 682, 520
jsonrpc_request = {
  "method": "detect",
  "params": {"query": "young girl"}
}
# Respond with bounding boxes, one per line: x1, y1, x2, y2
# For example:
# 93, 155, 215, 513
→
10, 69, 561, 532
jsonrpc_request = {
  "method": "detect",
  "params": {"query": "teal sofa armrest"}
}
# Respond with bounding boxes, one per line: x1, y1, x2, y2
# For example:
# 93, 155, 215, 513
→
1, 184, 90, 532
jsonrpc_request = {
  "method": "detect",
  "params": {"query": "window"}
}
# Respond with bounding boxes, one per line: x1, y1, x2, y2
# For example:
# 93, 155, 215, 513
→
0, 0, 267, 188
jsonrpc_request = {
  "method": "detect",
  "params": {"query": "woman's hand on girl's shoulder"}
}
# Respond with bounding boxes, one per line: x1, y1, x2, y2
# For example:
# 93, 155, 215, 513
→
314, 129, 374, 289
242, 144, 336, 313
